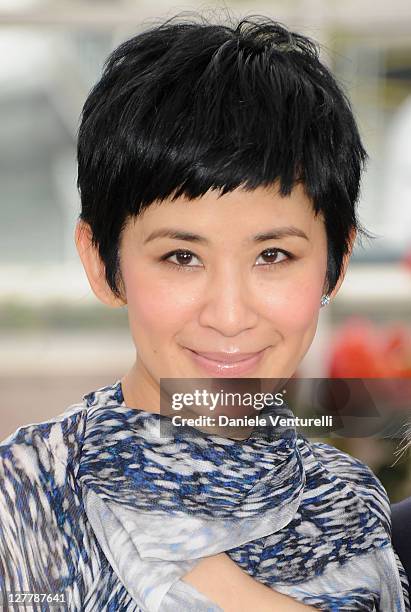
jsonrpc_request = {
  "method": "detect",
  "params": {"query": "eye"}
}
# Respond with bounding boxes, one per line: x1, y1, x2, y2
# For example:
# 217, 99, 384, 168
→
255, 248, 293, 267
161, 250, 202, 269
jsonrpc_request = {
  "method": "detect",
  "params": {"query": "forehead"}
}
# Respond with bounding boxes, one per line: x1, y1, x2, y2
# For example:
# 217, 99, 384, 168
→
125, 183, 323, 241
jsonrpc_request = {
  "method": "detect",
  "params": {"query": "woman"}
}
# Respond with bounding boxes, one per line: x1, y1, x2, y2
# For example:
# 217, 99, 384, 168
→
0, 16, 409, 611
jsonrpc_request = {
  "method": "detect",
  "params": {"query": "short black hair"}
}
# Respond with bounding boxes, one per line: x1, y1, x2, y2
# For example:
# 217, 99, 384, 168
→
77, 15, 370, 301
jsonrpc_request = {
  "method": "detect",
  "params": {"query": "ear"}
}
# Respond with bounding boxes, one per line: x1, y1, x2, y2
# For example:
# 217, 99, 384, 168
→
327, 227, 357, 300
74, 220, 126, 308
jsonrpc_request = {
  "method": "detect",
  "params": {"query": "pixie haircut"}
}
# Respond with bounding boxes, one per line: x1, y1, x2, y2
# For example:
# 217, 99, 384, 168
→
77, 15, 370, 301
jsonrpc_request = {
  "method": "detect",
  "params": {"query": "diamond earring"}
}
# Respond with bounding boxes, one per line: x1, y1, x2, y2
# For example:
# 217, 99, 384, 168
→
320, 294, 330, 307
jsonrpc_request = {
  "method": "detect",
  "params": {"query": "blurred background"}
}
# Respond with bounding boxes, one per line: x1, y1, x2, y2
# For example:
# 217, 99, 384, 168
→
0, 0, 410, 501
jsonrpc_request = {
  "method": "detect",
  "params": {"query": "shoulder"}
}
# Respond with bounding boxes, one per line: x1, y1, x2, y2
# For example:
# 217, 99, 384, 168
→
0, 400, 89, 590
0, 400, 88, 486
0, 379, 124, 492
300, 437, 391, 535
0, 400, 88, 536
295, 438, 410, 608
0, 400, 88, 512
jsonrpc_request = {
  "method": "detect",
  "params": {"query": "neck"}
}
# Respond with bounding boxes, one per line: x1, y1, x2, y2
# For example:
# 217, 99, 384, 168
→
120, 360, 256, 439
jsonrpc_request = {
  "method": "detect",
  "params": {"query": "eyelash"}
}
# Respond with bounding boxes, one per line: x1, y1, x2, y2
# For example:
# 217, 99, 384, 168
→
159, 248, 295, 272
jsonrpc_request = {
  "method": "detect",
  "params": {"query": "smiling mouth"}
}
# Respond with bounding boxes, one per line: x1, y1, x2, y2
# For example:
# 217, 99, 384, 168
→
184, 347, 269, 376
188, 350, 266, 363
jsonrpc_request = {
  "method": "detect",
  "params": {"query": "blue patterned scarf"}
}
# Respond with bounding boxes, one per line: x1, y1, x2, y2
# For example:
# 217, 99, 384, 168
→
77, 381, 409, 611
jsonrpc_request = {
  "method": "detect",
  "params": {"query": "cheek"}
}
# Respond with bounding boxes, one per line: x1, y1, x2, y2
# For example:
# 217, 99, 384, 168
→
123, 267, 196, 336
260, 274, 323, 332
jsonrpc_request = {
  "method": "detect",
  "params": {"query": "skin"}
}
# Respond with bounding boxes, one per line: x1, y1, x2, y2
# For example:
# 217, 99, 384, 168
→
181, 551, 314, 611
75, 182, 355, 611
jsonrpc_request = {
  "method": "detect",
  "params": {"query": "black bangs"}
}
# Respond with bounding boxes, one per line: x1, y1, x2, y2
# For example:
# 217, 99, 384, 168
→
77, 16, 369, 299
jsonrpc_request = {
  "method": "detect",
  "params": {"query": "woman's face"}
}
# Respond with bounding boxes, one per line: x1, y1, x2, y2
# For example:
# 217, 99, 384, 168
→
117, 183, 329, 404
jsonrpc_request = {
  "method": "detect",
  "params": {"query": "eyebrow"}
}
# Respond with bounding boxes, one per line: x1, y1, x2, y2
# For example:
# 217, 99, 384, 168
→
143, 226, 309, 245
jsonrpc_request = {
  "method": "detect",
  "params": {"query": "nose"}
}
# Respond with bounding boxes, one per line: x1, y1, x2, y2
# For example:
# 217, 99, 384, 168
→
198, 265, 259, 336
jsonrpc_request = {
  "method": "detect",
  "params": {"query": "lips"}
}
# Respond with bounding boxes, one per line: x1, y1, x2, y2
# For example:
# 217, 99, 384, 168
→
184, 347, 268, 376
189, 350, 264, 364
